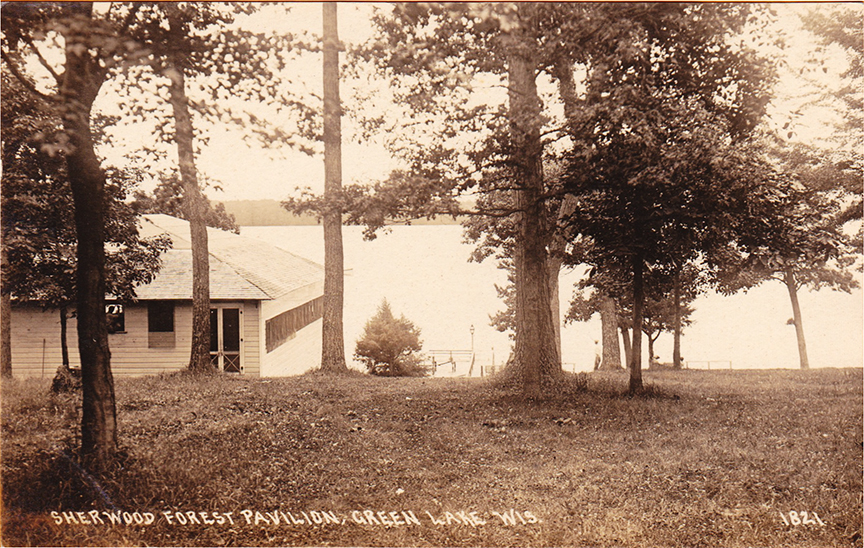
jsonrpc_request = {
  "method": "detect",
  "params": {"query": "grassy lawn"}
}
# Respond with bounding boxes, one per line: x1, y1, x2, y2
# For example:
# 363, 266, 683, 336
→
1, 368, 861, 547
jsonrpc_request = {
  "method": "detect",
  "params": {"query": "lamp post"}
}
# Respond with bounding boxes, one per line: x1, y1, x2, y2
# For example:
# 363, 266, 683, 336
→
470, 324, 475, 352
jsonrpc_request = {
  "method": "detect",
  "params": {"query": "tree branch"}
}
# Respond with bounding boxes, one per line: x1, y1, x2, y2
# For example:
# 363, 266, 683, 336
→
458, 207, 521, 218
1, 50, 57, 103
24, 37, 62, 86
541, 126, 568, 138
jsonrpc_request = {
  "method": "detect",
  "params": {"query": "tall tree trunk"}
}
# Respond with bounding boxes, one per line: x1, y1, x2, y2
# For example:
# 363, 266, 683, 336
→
552, 56, 579, 131
620, 326, 632, 367
550, 55, 578, 368
60, 2, 117, 468
672, 265, 682, 369
547, 256, 562, 366
60, 306, 70, 368
629, 252, 645, 393
1, 242, 11, 378
320, 2, 347, 373
505, 9, 560, 397
598, 293, 621, 370
167, 11, 212, 373
783, 266, 810, 370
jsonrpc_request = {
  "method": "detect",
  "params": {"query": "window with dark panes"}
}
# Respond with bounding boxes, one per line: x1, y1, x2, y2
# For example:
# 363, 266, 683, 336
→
148, 301, 175, 348
148, 301, 174, 332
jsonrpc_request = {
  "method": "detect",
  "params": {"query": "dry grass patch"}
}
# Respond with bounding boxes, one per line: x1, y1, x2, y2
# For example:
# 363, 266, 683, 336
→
2, 368, 861, 547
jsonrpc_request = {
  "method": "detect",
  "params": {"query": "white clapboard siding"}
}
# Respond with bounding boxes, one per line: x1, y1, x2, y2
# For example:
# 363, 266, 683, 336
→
241, 302, 260, 377
9, 307, 81, 378
10, 302, 264, 378
109, 305, 191, 375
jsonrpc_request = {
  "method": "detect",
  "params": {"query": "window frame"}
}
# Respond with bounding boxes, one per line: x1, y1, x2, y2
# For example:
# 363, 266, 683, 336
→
147, 300, 176, 348
106, 303, 126, 334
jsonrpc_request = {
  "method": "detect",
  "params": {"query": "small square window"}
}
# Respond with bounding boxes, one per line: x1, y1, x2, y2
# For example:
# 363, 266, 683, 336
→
148, 301, 174, 332
148, 301, 175, 348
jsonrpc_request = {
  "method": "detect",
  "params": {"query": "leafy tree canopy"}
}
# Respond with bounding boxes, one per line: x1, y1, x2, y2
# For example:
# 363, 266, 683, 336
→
1, 65, 169, 308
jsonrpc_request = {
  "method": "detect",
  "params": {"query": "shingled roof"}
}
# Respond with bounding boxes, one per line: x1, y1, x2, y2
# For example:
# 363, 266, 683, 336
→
135, 214, 324, 301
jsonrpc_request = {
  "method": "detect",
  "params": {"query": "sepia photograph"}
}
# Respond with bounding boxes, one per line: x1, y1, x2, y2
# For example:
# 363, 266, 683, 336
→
1, 2, 861, 546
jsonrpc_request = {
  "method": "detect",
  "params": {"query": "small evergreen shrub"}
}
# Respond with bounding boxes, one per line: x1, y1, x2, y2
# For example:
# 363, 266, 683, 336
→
354, 299, 429, 377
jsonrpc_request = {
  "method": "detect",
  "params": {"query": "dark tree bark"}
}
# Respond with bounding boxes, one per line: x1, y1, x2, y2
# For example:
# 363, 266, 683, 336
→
784, 266, 810, 370
1, 294, 11, 378
549, 56, 581, 369
320, 2, 348, 373
547, 256, 562, 365
620, 326, 632, 368
505, 11, 561, 397
672, 266, 683, 369
552, 55, 579, 129
629, 252, 645, 393
646, 329, 660, 369
1, 243, 11, 378
166, 9, 213, 373
598, 293, 622, 370
60, 2, 117, 468
60, 306, 70, 368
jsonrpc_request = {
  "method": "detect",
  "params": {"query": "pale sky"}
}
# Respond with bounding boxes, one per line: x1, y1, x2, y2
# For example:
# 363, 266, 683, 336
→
88, 2, 860, 203
98, 2, 397, 200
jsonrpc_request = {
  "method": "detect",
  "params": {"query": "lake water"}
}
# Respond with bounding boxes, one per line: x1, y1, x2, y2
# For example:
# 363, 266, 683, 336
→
242, 225, 863, 372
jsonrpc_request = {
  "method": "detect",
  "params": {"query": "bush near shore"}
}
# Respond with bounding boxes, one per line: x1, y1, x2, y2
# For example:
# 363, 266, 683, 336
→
2, 368, 861, 547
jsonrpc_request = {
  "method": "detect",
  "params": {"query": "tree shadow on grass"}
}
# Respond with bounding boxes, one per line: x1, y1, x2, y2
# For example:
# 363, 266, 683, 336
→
2, 447, 117, 514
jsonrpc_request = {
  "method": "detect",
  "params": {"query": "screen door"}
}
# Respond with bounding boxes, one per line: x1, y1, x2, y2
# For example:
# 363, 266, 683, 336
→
209, 305, 243, 373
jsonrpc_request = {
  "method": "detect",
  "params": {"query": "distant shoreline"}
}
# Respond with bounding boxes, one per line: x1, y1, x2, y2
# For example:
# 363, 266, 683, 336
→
219, 199, 464, 227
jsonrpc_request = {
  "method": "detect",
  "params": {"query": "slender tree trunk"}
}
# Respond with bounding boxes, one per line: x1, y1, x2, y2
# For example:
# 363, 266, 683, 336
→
167, 12, 212, 373
646, 332, 655, 368
672, 266, 682, 369
60, 306, 70, 368
320, 2, 348, 373
629, 252, 645, 393
1, 292, 11, 378
599, 294, 621, 370
553, 56, 578, 131
505, 10, 560, 397
547, 256, 562, 366
646, 329, 660, 368
620, 326, 632, 367
550, 55, 580, 369
555, 56, 624, 373
1, 243, 11, 378
783, 266, 810, 370
60, 2, 117, 468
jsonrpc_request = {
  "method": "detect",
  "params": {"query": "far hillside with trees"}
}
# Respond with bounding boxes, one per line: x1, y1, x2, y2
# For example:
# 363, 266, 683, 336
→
222, 199, 468, 227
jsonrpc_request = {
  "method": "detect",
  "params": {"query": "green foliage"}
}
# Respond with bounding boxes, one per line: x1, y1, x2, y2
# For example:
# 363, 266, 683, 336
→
800, 4, 863, 144
113, 2, 320, 162
715, 143, 861, 296
354, 299, 427, 377
1, 66, 170, 308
